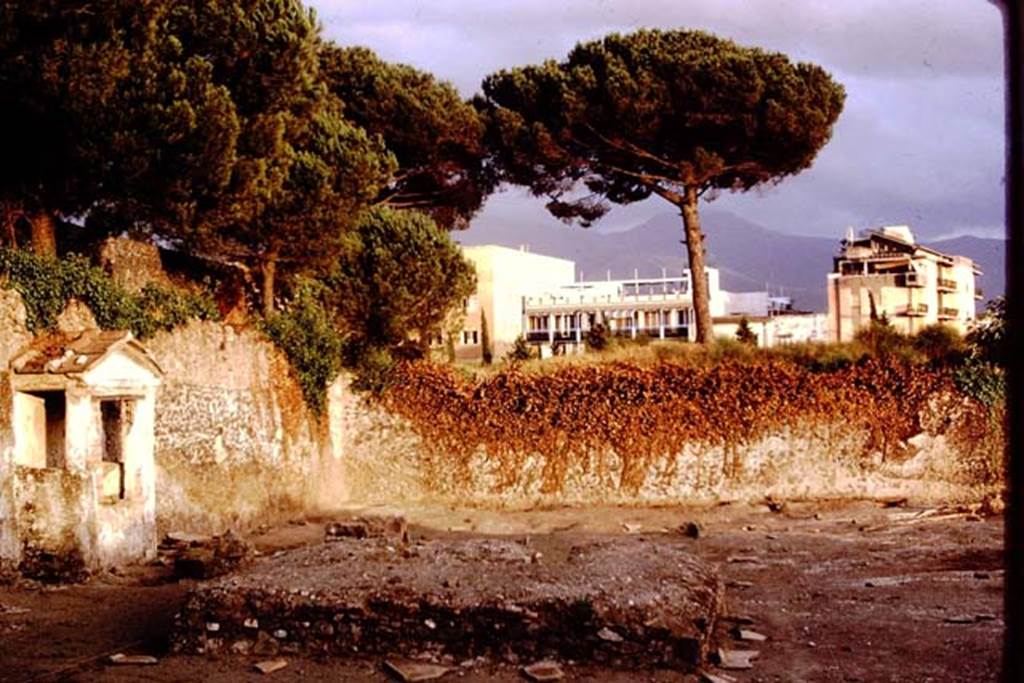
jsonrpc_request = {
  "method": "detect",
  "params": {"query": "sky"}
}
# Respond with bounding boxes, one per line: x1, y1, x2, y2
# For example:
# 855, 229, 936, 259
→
310, 0, 1007, 241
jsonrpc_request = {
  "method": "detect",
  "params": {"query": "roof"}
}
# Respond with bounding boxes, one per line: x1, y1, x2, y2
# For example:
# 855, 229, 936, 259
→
10, 330, 163, 377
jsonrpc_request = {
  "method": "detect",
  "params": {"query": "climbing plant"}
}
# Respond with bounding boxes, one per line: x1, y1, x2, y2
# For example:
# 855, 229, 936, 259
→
0, 248, 218, 337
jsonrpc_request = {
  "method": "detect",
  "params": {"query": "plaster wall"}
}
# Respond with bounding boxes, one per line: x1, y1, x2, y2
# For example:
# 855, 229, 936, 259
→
145, 321, 333, 534
0, 290, 31, 569
331, 381, 994, 509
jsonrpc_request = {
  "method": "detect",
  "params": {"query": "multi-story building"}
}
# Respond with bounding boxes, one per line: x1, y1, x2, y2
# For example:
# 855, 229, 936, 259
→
826, 225, 981, 342
455, 244, 811, 359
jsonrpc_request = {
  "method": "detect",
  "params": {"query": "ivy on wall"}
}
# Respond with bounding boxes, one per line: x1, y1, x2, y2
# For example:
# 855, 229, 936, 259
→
380, 357, 1004, 493
0, 248, 219, 338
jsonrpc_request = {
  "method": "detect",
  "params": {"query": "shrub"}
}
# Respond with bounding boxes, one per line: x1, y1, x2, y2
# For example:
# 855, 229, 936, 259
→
481, 309, 493, 365
263, 281, 345, 413
735, 317, 757, 345
913, 324, 964, 364
348, 345, 397, 395
854, 318, 910, 358
504, 335, 533, 363
585, 322, 611, 351
0, 248, 218, 338
953, 359, 1006, 407
966, 296, 1007, 365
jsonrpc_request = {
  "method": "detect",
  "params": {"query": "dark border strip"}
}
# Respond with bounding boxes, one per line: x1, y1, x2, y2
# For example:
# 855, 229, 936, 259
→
997, 1, 1023, 681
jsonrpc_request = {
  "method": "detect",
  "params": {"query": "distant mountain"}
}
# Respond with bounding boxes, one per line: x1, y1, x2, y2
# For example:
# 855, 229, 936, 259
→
456, 209, 1005, 312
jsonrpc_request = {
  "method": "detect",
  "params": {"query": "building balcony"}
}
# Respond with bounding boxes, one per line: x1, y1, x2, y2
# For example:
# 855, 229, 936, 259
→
896, 303, 929, 317
895, 272, 926, 288
936, 277, 957, 292
938, 307, 959, 320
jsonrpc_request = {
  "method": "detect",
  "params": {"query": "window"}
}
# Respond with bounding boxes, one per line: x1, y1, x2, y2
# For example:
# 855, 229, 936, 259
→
13, 390, 66, 469
100, 399, 132, 501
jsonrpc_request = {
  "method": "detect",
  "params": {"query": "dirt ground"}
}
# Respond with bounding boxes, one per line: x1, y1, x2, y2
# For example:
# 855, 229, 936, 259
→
0, 499, 1004, 682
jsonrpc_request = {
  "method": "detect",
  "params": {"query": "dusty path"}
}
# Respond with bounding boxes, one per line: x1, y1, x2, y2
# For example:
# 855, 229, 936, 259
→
0, 500, 1003, 682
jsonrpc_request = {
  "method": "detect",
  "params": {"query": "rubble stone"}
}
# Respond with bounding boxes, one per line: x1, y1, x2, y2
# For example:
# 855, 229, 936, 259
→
171, 536, 723, 671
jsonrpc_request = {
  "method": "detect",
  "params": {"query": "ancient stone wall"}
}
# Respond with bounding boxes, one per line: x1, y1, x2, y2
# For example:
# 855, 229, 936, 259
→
331, 380, 991, 508
145, 321, 338, 535
1, 286, 341, 568
0, 290, 31, 570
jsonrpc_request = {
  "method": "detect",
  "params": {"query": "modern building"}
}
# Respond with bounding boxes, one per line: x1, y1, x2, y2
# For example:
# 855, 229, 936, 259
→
454, 244, 815, 358
826, 225, 981, 342
457, 245, 576, 359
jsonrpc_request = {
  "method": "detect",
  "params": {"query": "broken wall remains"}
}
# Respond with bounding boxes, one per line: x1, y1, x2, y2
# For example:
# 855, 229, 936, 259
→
145, 321, 339, 535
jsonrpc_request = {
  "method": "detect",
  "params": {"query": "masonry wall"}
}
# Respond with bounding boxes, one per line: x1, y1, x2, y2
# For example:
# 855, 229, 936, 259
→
330, 369, 999, 509
145, 321, 341, 535
0, 290, 32, 570
2, 286, 345, 568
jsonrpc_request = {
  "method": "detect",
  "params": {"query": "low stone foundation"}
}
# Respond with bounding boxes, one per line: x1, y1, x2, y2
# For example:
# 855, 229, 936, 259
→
171, 536, 724, 670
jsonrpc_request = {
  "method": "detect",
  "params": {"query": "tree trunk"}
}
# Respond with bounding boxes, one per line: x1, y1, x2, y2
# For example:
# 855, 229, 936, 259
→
29, 210, 57, 256
261, 251, 278, 317
680, 185, 712, 343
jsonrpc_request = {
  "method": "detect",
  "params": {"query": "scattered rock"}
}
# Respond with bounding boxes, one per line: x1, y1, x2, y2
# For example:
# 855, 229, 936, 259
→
700, 672, 738, 683
172, 531, 252, 580
714, 648, 759, 670
720, 614, 756, 626
980, 494, 1005, 516
865, 577, 905, 588
325, 521, 368, 540
731, 628, 767, 642
596, 627, 624, 642
679, 522, 703, 539
108, 653, 158, 665
973, 572, 990, 580
621, 523, 642, 534
254, 658, 288, 674
522, 660, 565, 681
944, 615, 975, 624
384, 659, 450, 681
726, 556, 760, 564
877, 497, 909, 508
764, 498, 786, 513
975, 613, 998, 622
725, 580, 753, 589
162, 531, 211, 548
252, 631, 280, 656
0, 604, 30, 615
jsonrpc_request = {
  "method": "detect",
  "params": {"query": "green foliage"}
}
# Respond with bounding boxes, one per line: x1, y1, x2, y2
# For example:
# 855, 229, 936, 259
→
480, 309, 493, 365
854, 318, 909, 358
320, 45, 495, 230
585, 322, 611, 351
346, 344, 397, 396
479, 29, 844, 342
954, 360, 1006, 407
912, 324, 964, 364
262, 281, 345, 413
0, 0, 240, 247
505, 335, 533, 363
325, 207, 476, 354
0, 0, 394, 311
966, 296, 1007, 366
0, 248, 218, 337
735, 317, 758, 345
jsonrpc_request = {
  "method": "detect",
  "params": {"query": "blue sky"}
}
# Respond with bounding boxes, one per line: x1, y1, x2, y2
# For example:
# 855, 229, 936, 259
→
310, 0, 1006, 240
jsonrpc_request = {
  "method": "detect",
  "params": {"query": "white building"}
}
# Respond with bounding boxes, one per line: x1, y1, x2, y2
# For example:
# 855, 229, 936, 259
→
454, 244, 820, 358
827, 225, 981, 341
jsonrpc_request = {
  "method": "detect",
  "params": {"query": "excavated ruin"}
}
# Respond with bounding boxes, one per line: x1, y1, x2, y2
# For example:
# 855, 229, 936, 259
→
171, 534, 724, 671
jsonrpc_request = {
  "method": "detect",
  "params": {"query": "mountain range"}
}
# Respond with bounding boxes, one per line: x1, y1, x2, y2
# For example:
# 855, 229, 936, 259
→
456, 209, 1005, 313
